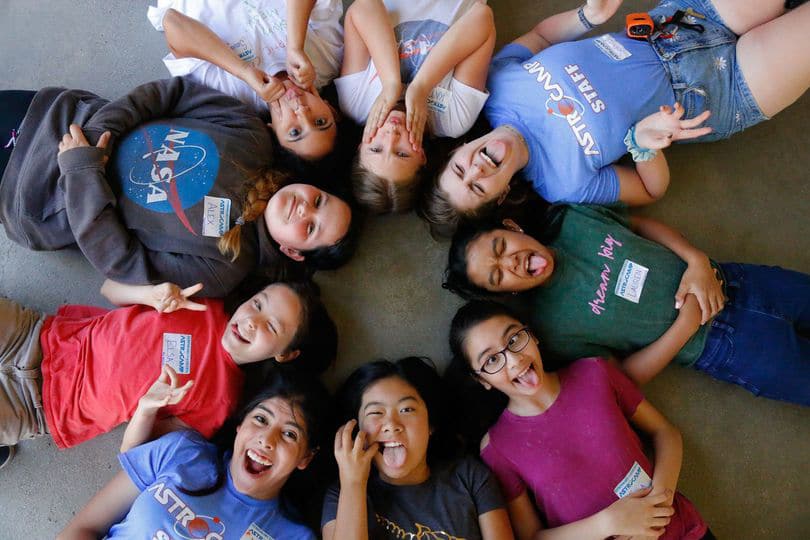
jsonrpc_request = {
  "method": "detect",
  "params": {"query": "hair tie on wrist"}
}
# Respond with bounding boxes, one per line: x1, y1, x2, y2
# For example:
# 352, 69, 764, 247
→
578, 5, 596, 30
624, 125, 658, 162
235, 216, 246, 226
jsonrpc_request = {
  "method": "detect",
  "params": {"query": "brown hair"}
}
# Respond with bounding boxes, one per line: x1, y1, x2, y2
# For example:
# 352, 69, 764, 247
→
218, 168, 288, 261
350, 152, 423, 214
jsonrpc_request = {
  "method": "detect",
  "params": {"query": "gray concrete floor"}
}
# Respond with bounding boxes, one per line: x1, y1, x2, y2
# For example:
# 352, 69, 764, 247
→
0, 1, 808, 538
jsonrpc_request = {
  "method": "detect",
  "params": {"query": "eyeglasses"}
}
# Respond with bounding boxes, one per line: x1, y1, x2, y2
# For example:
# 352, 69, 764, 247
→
473, 327, 531, 375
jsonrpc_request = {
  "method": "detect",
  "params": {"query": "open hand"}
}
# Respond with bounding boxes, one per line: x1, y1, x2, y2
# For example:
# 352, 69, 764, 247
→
404, 83, 429, 151
58, 124, 111, 162
675, 254, 724, 324
603, 488, 674, 538
139, 364, 194, 413
363, 81, 402, 143
241, 64, 286, 103
286, 48, 316, 90
635, 103, 712, 150
151, 282, 207, 313
334, 420, 377, 486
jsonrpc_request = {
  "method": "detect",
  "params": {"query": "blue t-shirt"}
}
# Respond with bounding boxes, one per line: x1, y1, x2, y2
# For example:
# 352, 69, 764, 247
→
484, 34, 675, 204
110, 431, 315, 540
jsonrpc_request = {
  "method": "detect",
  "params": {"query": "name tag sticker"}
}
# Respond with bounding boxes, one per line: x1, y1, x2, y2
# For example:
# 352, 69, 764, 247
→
162, 333, 192, 374
614, 461, 652, 498
427, 86, 451, 114
241, 522, 274, 540
614, 259, 649, 303
594, 34, 632, 61
202, 196, 232, 238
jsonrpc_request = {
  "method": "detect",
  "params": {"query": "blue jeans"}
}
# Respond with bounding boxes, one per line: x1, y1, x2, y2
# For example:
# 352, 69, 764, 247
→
648, 0, 768, 142
693, 263, 810, 405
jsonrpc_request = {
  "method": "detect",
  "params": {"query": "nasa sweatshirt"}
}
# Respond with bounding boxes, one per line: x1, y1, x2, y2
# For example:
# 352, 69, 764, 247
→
0, 77, 284, 297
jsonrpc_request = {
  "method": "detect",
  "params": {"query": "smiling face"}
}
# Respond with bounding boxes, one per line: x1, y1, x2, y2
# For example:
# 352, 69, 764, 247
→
358, 376, 431, 486
230, 397, 314, 500
465, 228, 555, 293
220, 284, 304, 365
360, 110, 426, 184
438, 126, 528, 213
462, 314, 545, 399
268, 80, 337, 160
264, 183, 351, 261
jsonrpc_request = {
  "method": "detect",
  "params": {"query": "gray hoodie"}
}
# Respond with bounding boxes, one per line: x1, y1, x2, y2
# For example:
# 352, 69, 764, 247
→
0, 77, 283, 297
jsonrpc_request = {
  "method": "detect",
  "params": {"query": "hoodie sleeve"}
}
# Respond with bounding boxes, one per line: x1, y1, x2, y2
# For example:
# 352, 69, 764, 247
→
83, 77, 263, 140
56, 145, 246, 296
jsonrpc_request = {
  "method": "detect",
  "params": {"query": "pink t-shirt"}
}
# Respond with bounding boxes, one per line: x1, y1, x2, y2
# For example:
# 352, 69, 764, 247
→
41, 300, 244, 448
481, 358, 706, 540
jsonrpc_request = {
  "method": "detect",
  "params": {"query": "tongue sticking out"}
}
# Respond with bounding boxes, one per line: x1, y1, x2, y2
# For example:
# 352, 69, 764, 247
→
516, 365, 540, 388
528, 254, 548, 276
383, 445, 407, 468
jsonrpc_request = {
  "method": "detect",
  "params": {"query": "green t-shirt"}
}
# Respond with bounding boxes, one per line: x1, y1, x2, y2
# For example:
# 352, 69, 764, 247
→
530, 205, 717, 367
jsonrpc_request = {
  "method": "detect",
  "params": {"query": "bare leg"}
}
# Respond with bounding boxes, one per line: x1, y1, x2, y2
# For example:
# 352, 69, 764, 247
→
709, 0, 785, 34
735, 2, 810, 117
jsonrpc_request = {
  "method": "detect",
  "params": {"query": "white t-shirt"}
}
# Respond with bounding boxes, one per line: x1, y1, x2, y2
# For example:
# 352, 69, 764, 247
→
148, 0, 343, 115
334, 0, 489, 138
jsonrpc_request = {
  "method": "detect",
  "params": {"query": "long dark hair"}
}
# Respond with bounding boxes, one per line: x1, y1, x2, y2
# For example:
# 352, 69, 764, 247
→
336, 357, 459, 464
443, 205, 569, 300
203, 367, 333, 525
444, 300, 525, 452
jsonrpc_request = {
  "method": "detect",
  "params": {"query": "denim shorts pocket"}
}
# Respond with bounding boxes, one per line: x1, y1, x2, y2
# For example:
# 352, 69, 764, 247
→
694, 319, 735, 374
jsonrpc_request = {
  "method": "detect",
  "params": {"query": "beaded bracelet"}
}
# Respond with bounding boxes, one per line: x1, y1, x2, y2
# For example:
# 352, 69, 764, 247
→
624, 125, 658, 162
577, 5, 596, 31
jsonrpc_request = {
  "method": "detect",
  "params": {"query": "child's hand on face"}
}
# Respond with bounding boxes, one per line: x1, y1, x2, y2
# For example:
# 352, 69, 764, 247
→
286, 48, 316, 90
334, 420, 377, 487
602, 487, 673, 538
364, 81, 403, 143
635, 103, 712, 150
404, 83, 429, 151
138, 365, 194, 414
151, 282, 207, 313
241, 65, 286, 103
675, 254, 725, 324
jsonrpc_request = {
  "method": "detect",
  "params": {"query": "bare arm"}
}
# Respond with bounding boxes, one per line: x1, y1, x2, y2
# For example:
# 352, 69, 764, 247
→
630, 400, 683, 508
513, 0, 623, 54
120, 365, 194, 453
286, 0, 317, 89
162, 8, 284, 102
100, 280, 206, 312
622, 294, 702, 385
342, 0, 403, 141
480, 508, 516, 539
323, 421, 376, 540
405, 2, 496, 146
614, 153, 670, 206
56, 471, 140, 540
631, 215, 725, 323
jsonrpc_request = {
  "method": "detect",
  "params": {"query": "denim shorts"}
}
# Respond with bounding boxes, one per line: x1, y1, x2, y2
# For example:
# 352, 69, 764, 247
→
647, 0, 768, 142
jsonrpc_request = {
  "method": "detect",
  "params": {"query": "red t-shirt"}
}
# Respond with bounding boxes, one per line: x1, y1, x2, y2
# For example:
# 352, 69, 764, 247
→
40, 299, 244, 448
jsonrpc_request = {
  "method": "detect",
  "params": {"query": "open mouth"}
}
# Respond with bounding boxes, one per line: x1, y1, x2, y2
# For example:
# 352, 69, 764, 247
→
380, 442, 407, 468
512, 364, 540, 389
231, 324, 249, 344
245, 449, 273, 475
526, 253, 548, 277
479, 147, 500, 168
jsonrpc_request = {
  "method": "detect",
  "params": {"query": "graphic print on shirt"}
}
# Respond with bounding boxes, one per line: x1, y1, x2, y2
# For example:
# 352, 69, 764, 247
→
375, 513, 464, 540
147, 482, 227, 539
228, 2, 287, 64
522, 60, 605, 157
111, 124, 221, 235
394, 20, 449, 83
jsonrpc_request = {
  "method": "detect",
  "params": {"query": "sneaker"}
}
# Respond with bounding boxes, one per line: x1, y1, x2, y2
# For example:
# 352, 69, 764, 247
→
0, 445, 15, 469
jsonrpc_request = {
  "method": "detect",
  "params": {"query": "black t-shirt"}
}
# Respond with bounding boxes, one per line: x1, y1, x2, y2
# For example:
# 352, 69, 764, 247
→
322, 457, 505, 540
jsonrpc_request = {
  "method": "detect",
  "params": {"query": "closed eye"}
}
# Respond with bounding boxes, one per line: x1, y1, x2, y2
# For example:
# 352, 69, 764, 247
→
396, 151, 410, 158
369, 147, 382, 154
453, 163, 464, 178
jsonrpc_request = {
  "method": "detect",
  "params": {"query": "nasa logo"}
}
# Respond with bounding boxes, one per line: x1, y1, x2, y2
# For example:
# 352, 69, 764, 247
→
395, 19, 449, 83
110, 123, 221, 234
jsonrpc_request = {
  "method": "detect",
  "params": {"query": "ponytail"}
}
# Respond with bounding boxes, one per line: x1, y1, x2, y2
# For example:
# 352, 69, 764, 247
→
218, 169, 287, 262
